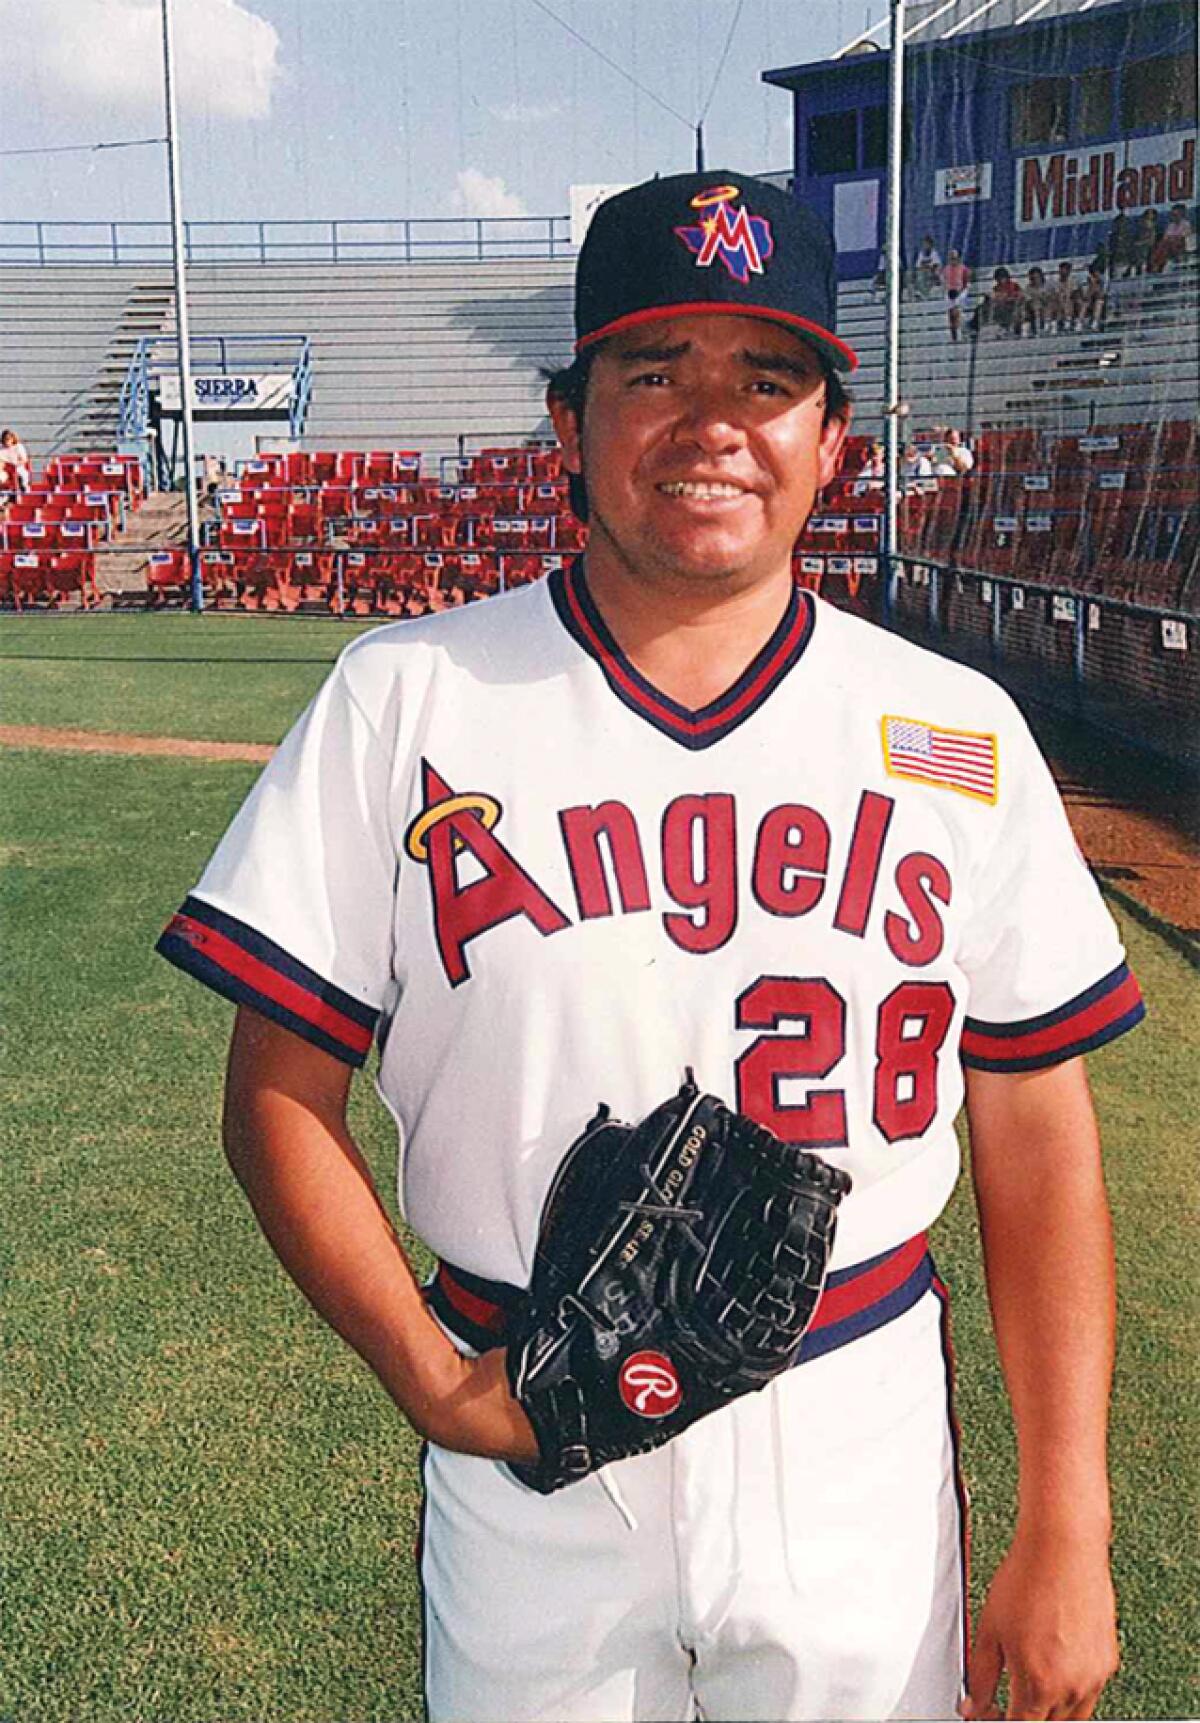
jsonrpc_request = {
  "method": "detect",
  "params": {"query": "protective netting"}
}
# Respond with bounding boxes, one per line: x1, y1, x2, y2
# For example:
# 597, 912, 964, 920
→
780, 0, 1196, 758
1, 1, 1195, 760
885, 0, 1198, 754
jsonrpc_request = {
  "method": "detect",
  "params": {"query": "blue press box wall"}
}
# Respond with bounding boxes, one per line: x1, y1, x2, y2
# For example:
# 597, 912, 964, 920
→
769, 0, 1197, 279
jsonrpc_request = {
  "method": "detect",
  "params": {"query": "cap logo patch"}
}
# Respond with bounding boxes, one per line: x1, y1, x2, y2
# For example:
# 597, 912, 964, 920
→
675, 184, 774, 285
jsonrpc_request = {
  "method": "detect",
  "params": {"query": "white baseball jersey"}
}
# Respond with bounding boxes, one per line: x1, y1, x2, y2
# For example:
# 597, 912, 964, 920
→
159, 563, 1143, 1287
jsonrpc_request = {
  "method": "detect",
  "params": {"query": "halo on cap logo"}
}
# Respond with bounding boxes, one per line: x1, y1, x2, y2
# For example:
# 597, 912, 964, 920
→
619, 1351, 683, 1419
675, 183, 774, 285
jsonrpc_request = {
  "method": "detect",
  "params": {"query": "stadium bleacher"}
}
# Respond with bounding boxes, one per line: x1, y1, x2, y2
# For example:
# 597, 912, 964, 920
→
1, 248, 1194, 461
4, 416, 1194, 619
0, 451, 144, 610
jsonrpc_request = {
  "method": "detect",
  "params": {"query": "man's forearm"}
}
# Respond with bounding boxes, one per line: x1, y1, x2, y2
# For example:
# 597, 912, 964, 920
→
961, 1059, 1120, 1721
222, 1007, 535, 1461
967, 1059, 1115, 1533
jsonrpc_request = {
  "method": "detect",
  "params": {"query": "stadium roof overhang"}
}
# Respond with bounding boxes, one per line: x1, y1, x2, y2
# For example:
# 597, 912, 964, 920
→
762, 0, 1183, 90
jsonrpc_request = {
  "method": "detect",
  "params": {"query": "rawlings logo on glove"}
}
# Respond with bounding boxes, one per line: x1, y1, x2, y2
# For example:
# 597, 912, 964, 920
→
506, 1073, 852, 1494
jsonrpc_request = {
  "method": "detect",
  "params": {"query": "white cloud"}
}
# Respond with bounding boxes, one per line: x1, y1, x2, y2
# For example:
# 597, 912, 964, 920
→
452, 168, 528, 220
0, 0, 281, 121
488, 100, 564, 125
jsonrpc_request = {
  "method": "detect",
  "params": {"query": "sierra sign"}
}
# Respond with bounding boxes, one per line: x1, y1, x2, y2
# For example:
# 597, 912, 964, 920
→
1016, 130, 1195, 230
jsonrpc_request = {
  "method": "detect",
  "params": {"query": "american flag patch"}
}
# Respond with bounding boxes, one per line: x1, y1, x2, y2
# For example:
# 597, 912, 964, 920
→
882, 714, 999, 803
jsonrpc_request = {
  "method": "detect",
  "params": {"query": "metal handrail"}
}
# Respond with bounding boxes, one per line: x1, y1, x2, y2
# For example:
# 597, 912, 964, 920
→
0, 216, 574, 267
117, 333, 314, 443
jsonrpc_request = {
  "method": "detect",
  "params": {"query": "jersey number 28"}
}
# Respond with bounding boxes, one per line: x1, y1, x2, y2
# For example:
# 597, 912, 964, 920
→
734, 976, 955, 1146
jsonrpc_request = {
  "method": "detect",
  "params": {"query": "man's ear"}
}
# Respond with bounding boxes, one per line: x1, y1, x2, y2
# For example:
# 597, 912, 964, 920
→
547, 390, 583, 476
816, 404, 851, 492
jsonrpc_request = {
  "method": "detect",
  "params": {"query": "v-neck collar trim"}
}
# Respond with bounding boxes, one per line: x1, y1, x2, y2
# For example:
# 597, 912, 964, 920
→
548, 557, 816, 751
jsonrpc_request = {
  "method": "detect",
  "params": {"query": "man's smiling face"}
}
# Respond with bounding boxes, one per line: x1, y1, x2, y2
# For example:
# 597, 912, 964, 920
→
550, 314, 849, 596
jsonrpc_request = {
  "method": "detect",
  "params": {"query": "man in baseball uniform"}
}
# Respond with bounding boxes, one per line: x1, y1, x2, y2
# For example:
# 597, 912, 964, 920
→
159, 172, 1142, 1722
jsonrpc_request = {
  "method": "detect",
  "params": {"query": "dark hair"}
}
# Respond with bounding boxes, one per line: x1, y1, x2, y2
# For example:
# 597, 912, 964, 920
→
542, 345, 852, 523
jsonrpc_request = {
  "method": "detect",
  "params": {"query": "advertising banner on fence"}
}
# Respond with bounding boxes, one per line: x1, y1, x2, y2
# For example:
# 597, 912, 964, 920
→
935, 163, 993, 206
158, 373, 295, 416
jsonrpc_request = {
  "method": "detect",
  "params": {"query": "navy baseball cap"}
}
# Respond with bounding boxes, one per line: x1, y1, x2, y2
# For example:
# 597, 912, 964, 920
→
575, 170, 858, 374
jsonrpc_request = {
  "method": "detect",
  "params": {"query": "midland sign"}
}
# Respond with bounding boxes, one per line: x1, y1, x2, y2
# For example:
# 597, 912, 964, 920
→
1016, 131, 1196, 231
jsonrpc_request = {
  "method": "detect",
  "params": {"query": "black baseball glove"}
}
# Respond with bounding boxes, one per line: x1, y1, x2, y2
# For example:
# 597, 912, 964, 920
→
506, 1072, 851, 1494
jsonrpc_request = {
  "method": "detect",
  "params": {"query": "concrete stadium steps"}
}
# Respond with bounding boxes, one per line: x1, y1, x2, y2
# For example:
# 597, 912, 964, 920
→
838, 256, 1198, 437
1, 250, 1194, 461
161, 260, 576, 456
0, 268, 175, 456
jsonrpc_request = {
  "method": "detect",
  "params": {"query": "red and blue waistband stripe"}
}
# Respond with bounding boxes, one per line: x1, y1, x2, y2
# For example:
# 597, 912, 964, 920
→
550, 559, 815, 751
960, 960, 1144, 1073
156, 894, 378, 1067
795, 1232, 932, 1363
428, 1232, 933, 1363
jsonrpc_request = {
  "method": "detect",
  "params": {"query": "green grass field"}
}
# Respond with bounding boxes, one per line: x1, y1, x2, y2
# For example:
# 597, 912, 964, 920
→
1, 614, 1197, 1721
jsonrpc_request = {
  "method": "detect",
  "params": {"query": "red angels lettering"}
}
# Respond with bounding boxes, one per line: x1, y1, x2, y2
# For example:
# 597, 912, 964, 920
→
558, 801, 652, 921
832, 790, 895, 938
661, 794, 738, 954
408, 759, 570, 988
752, 804, 830, 916
885, 852, 952, 966
618, 1351, 682, 1418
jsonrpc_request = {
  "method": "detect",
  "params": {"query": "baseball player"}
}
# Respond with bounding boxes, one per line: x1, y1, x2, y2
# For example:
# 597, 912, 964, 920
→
158, 172, 1143, 1722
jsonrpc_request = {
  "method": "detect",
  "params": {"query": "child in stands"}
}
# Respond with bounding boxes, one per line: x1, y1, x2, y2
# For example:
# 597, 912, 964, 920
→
1047, 261, 1082, 332
914, 235, 942, 299
1022, 266, 1050, 335
0, 428, 31, 494
1080, 263, 1108, 331
941, 249, 970, 341
1131, 208, 1160, 275
1150, 204, 1193, 272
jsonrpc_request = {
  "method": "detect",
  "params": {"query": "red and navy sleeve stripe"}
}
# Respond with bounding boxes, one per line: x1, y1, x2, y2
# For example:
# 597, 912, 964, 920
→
156, 895, 379, 1067
961, 960, 1144, 1072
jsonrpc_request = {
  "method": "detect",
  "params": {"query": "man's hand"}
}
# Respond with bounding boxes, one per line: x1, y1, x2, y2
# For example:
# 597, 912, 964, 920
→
964, 1058, 1121, 1722
962, 1522, 1119, 1720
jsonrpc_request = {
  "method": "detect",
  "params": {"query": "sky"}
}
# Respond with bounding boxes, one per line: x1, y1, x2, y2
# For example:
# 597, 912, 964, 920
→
0, 0, 889, 235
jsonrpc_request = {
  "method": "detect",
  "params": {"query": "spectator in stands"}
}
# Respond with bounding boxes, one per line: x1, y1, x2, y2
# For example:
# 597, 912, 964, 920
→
932, 427, 975, 477
914, 234, 942, 299
1131, 207, 1160, 275
1022, 265, 1050, 335
1108, 211, 1136, 277
941, 248, 971, 341
202, 453, 229, 497
969, 265, 1024, 337
0, 428, 31, 493
903, 442, 933, 481
1080, 261, 1108, 331
871, 249, 887, 300
858, 439, 886, 481
1150, 203, 1194, 272
1046, 260, 1082, 332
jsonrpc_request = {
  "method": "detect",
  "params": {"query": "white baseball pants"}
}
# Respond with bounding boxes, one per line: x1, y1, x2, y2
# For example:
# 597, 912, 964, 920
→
419, 1285, 967, 1723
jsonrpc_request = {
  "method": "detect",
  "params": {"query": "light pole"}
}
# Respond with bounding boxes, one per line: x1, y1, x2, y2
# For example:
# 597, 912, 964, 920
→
160, 0, 204, 612
882, 0, 907, 625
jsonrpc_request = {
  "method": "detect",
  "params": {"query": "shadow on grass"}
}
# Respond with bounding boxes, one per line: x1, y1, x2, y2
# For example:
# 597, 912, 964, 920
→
0, 655, 340, 666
